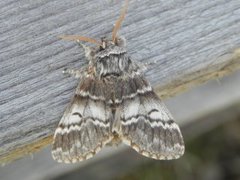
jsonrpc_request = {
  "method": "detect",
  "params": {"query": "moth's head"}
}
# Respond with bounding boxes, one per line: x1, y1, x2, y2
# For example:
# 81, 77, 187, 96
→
59, 0, 128, 51
100, 36, 126, 49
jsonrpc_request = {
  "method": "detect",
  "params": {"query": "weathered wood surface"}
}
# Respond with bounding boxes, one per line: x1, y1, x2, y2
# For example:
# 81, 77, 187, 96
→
1, 0, 240, 163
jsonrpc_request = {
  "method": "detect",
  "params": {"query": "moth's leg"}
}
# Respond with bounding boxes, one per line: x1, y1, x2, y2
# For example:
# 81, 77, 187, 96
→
76, 40, 92, 62
136, 60, 157, 73
145, 60, 157, 67
63, 67, 85, 79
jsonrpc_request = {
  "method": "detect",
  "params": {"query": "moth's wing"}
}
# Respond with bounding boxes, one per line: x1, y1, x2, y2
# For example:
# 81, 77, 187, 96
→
52, 83, 112, 163
119, 77, 185, 160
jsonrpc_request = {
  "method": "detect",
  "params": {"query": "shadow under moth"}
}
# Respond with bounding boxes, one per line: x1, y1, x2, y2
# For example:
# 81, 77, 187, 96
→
52, 0, 185, 163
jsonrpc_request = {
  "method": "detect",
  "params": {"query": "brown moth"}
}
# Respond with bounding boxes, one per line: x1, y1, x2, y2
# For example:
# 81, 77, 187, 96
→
52, 0, 185, 163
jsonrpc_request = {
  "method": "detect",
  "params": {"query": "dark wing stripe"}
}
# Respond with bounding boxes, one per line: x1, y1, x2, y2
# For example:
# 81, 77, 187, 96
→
75, 76, 152, 103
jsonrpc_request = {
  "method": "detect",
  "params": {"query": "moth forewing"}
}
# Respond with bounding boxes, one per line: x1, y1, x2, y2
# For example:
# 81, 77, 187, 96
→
52, 95, 113, 163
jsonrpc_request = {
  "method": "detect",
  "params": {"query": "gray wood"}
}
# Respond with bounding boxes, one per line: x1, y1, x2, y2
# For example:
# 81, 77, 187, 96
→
1, 0, 240, 163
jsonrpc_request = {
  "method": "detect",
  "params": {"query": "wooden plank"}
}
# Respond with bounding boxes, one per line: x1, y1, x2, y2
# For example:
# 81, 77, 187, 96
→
1, 0, 240, 163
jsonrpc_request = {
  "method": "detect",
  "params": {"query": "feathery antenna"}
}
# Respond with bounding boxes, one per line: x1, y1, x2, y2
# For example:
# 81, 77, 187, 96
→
112, 0, 128, 43
59, 35, 101, 46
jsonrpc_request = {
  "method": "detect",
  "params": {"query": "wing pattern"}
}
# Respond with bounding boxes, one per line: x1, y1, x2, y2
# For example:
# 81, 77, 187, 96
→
52, 77, 112, 163
119, 88, 184, 160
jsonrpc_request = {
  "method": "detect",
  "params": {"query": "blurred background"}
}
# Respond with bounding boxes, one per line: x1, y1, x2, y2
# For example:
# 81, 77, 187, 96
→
1, 71, 240, 180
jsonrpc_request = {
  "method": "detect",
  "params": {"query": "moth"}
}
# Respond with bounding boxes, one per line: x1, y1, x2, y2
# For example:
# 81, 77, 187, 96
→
52, 0, 184, 163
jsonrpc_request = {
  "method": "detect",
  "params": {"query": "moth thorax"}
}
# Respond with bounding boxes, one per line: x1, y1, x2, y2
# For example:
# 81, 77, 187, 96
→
96, 53, 130, 77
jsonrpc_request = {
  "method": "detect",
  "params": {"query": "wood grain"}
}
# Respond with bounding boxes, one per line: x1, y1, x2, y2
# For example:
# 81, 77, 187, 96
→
1, 0, 240, 163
